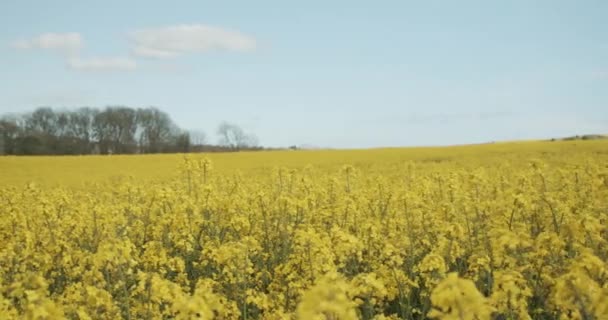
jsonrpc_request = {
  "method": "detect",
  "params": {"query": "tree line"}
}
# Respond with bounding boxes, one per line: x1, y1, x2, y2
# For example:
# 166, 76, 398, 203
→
0, 107, 261, 155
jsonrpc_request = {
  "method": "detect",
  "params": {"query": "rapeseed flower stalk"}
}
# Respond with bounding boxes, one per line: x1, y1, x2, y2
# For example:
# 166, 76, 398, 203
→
296, 271, 358, 320
490, 270, 532, 320
428, 273, 493, 320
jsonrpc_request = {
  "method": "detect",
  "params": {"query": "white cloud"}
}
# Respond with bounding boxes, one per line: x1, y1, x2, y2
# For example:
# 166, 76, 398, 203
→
132, 46, 179, 59
10, 32, 137, 72
10, 32, 83, 54
130, 24, 257, 58
67, 57, 137, 71
10, 25, 254, 72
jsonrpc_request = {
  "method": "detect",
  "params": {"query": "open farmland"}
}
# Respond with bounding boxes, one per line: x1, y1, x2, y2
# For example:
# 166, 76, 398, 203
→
1, 140, 607, 319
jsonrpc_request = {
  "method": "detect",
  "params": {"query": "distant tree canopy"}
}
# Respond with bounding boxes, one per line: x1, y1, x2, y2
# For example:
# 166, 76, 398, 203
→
216, 121, 258, 151
0, 107, 262, 155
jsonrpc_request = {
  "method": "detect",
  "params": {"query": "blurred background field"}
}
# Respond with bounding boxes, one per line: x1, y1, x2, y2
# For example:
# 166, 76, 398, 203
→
1, 139, 607, 187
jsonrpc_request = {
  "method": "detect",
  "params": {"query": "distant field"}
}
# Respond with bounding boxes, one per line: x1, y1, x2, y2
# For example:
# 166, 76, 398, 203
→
1, 139, 607, 187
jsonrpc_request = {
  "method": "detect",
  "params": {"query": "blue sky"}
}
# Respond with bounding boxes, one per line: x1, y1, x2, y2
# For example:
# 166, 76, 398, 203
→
1, 0, 607, 148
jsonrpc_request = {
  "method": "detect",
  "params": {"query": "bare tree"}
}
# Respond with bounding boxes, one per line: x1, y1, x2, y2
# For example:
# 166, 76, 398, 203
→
26, 107, 58, 137
0, 116, 22, 155
0, 107, 265, 155
188, 130, 207, 146
216, 122, 258, 150
93, 106, 138, 154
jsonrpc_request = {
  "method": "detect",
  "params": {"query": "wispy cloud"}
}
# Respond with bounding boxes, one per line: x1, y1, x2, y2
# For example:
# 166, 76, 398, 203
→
355, 111, 518, 129
9, 24, 256, 72
130, 24, 257, 59
10, 32, 136, 72
16, 89, 95, 107
590, 70, 608, 80
401, 111, 517, 124
67, 57, 137, 72
10, 32, 83, 55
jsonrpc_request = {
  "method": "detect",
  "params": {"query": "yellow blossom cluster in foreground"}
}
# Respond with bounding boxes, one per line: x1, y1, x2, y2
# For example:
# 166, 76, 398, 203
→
1, 141, 607, 319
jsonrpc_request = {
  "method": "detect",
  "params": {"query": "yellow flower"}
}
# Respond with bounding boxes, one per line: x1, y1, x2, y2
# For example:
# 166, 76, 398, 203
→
428, 273, 494, 320
490, 270, 532, 320
296, 271, 358, 320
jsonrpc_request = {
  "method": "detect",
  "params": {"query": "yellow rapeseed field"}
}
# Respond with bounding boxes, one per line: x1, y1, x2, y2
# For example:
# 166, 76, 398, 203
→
1, 140, 607, 319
